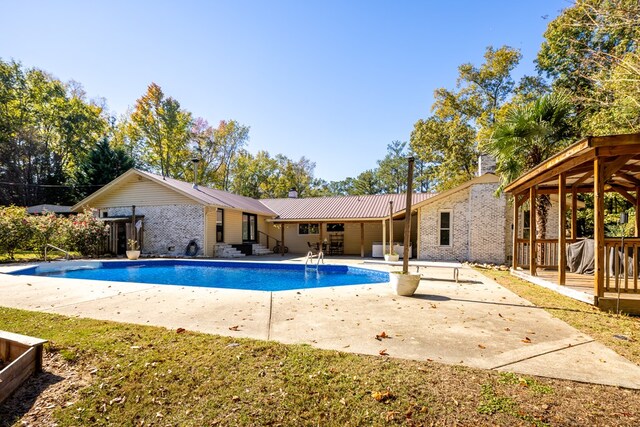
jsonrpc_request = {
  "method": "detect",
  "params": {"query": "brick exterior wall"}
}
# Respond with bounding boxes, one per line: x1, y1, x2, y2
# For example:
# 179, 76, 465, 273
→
469, 183, 507, 264
418, 182, 507, 264
108, 205, 205, 256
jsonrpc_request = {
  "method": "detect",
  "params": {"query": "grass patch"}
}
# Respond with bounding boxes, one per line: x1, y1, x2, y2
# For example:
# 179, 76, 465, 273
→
1, 307, 639, 426
477, 269, 640, 365
0, 250, 80, 264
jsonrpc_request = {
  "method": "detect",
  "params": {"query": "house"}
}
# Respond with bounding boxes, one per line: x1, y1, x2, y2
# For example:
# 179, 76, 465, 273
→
71, 169, 277, 257
72, 168, 511, 263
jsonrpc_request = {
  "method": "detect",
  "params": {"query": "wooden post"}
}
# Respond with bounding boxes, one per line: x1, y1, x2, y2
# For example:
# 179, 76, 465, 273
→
559, 173, 567, 286
402, 157, 415, 273
594, 157, 605, 299
280, 223, 285, 257
512, 197, 519, 270
360, 223, 365, 258
389, 201, 394, 254
636, 187, 640, 237
530, 187, 537, 276
571, 187, 577, 240
382, 219, 386, 259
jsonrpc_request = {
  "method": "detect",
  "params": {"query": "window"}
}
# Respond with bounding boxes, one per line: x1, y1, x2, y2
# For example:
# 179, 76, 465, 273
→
327, 223, 344, 232
439, 211, 451, 246
101, 211, 108, 218
298, 223, 320, 235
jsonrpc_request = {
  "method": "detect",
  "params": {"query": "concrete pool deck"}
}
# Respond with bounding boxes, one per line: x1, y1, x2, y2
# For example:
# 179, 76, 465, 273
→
1, 255, 640, 389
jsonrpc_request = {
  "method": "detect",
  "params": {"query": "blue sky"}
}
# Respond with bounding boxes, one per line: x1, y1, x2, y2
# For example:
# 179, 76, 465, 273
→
0, 0, 569, 182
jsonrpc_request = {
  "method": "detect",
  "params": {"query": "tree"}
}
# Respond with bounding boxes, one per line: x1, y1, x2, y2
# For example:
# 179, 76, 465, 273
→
74, 138, 135, 199
487, 92, 575, 239
126, 83, 192, 178
0, 59, 108, 205
189, 118, 250, 190
376, 141, 409, 194
411, 46, 523, 190
537, 0, 640, 134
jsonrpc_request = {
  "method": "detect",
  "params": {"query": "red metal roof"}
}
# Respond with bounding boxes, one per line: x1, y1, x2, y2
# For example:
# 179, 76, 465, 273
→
260, 193, 434, 221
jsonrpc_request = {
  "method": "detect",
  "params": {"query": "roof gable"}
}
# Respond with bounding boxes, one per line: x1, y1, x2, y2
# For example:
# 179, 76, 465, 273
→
72, 169, 277, 216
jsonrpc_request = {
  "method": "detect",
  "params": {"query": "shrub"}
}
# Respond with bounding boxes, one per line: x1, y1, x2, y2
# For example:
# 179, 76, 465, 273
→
65, 209, 109, 256
0, 206, 33, 259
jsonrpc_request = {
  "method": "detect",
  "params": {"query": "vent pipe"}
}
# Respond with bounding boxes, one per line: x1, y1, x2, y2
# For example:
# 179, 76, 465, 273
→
288, 188, 298, 198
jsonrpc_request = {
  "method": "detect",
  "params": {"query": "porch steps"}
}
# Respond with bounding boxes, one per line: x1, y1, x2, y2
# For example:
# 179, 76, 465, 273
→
252, 244, 273, 256
214, 244, 245, 258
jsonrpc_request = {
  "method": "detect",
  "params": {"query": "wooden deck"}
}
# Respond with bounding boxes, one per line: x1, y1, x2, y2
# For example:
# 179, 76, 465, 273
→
512, 268, 640, 315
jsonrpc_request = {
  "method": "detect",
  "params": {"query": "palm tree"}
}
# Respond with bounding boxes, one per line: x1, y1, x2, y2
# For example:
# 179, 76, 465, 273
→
489, 92, 576, 240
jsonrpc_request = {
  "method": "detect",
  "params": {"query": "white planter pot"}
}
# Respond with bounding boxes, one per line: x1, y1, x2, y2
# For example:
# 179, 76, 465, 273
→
126, 250, 140, 260
384, 254, 400, 262
389, 273, 421, 296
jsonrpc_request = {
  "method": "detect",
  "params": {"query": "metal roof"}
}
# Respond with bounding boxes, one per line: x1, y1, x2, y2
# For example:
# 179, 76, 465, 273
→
260, 193, 434, 221
135, 170, 279, 216
27, 204, 72, 214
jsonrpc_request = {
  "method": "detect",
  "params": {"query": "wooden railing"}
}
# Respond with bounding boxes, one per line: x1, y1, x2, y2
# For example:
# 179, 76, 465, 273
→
516, 237, 640, 293
604, 238, 640, 293
516, 239, 565, 269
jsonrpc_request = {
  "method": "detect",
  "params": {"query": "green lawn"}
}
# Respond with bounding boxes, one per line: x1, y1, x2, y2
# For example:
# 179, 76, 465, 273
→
1, 294, 639, 425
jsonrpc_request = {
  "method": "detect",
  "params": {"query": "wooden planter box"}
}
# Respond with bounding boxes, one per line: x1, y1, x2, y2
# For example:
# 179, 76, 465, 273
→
0, 331, 47, 404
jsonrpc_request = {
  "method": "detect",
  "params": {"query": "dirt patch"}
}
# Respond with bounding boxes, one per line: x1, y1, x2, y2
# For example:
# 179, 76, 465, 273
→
0, 350, 89, 427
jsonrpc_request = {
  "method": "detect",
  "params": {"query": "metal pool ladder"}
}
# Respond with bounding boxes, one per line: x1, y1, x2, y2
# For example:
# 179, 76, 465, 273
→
305, 250, 324, 271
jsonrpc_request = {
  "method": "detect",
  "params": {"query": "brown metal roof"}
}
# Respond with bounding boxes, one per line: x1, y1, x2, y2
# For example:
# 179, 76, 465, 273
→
260, 193, 434, 221
136, 170, 278, 216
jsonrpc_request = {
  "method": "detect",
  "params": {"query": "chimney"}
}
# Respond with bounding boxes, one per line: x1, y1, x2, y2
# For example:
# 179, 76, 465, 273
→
288, 188, 298, 198
477, 154, 496, 176
191, 158, 200, 189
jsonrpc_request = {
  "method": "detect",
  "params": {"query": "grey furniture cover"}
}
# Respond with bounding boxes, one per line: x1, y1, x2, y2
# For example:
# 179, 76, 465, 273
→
566, 239, 595, 274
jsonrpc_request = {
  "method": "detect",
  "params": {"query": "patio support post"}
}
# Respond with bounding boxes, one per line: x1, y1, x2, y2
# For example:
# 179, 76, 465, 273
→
512, 197, 518, 270
559, 173, 567, 285
594, 156, 605, 299
382, 219, 386, 259
530, 187, 537, 276
360, 223, 365, 258
280, 224, 285, 257
636, 187, 640, 237
571, 187, 577, 240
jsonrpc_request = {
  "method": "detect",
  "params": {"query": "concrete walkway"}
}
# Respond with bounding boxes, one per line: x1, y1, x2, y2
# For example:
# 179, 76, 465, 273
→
1, 256, 639, 389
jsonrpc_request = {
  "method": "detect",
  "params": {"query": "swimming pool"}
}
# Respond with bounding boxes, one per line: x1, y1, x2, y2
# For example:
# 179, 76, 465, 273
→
9, 260, 389, 292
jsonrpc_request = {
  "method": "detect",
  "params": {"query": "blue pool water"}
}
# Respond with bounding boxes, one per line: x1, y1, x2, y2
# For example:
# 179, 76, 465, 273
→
11, 260, 389, 292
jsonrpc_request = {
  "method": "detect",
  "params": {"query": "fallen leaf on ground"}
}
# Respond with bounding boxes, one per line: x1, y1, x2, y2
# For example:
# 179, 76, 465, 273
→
229, 325, 240, 331
375, 331, 389, 340
478, 344, 486, 349
176, 328, 186, 334
522, 337, 532, 343
379, 349, 389, 356
372, 390, 394, 402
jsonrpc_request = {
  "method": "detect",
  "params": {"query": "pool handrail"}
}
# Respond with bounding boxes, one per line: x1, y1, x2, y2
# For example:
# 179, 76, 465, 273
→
44, 244, 71, 262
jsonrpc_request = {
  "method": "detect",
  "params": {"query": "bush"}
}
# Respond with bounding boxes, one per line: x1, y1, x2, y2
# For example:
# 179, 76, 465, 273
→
30, 211, 65, 257
65, 209, 109, 256
0, 206, 33, 259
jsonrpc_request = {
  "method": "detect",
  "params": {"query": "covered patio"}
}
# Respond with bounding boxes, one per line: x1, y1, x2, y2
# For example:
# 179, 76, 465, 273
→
505, 133, 640, 314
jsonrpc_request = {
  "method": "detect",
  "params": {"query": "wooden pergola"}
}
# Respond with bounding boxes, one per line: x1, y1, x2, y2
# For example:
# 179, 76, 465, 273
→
504, 133, 640, 313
